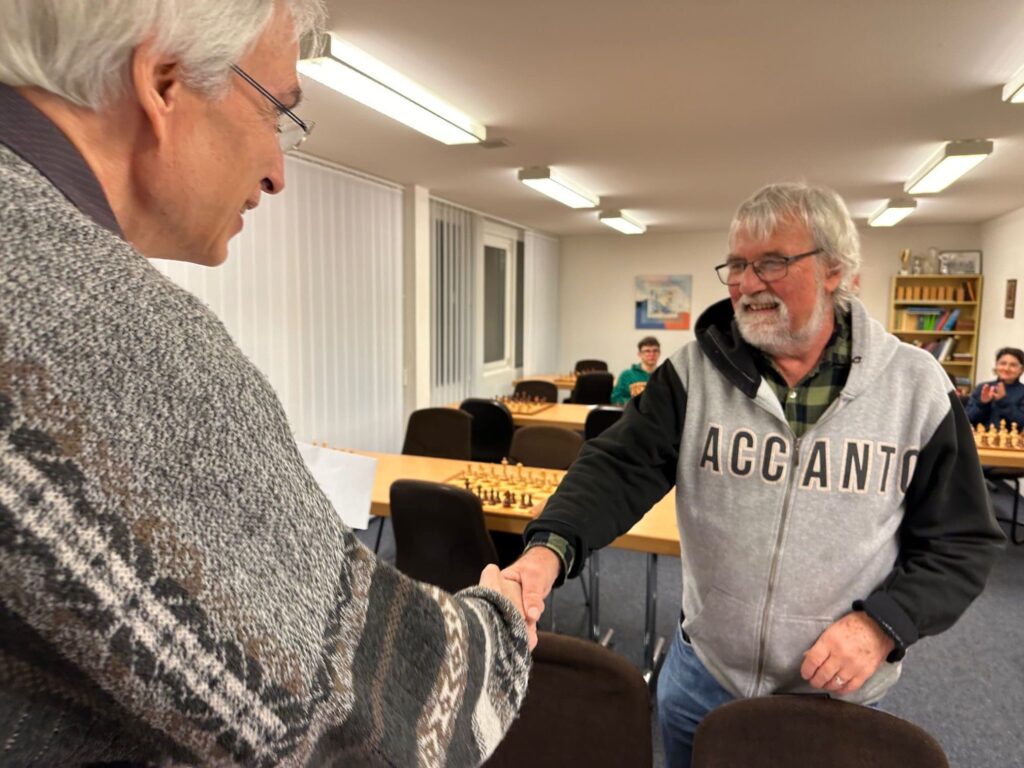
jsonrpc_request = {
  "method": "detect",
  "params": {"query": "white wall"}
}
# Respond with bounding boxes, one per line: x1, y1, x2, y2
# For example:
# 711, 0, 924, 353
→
559, 224, 981, 377
980, 205, 1024, 374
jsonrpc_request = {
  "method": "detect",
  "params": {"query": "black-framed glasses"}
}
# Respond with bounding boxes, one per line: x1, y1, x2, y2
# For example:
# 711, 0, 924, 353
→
714, 249, 822, 286
230, 64, 314, 152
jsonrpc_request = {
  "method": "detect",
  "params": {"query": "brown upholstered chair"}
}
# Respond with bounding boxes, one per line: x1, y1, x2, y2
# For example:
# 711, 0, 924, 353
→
459, 398, 515, 463
507, 425, 583, 470
512, 379, 559, 403
401, 407, 472, 460
585, 405, 625, 440
691, 695, 949, 768
483, 632, 652, 768
389, 480, 498, 593
569, 371, 614, 404
574, 358, 609, 374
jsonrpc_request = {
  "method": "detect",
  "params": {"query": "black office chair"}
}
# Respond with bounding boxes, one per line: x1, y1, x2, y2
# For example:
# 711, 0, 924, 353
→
401, 407, 472, 460
459, 398, 515, 463
483, 632, 653, 768
691, 695, 948, 768
985, 467, 1024, 545
585, 405, 625, 440
569, 371, 614, 405
573, 359, 609, 374
512, 379, 559, 403
389, 480, 498, 593
508, 426, 583, 470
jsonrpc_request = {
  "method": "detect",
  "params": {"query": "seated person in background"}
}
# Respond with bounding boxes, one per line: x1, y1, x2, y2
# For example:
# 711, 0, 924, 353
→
0, 1, 531, 765
610, 335, 661, 404
966, 347, 1024, 428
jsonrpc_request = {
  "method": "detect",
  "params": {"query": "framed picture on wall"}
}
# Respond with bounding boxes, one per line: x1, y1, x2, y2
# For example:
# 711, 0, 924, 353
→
939, 250, 982, 274
635, 275, 692, 329
1006, 279, 1017, 319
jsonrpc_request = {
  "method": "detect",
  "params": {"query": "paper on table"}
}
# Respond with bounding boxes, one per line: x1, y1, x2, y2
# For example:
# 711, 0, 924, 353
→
296, 442, 376, 530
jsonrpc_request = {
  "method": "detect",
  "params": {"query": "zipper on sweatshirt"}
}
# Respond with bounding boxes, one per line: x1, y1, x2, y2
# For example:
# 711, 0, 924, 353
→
752, 435, 801, 694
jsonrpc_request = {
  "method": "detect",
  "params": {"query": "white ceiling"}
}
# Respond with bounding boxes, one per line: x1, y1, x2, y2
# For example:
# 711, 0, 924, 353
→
295, 0, 1024, 236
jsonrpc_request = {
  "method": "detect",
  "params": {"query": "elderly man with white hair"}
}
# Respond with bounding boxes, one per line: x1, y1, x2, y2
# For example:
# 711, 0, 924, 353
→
0, 1, 532, 765
505, 182, 1004, 767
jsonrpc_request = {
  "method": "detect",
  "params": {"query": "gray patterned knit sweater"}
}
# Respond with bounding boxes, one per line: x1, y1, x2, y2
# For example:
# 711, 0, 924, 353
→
0, 144, 530, 767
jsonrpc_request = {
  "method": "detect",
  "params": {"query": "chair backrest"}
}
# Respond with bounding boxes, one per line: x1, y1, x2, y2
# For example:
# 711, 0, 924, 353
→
459, 398, 515, 463
585, 405, 625, 440
569, 371, 614, 404
507, 426, 583, 470
401, 407, 472, 460
691, 695, 949, 768
512, 379, 559, 403
574, 358, 609, 374
483, 632, 652, 768
389, 480, 498, 593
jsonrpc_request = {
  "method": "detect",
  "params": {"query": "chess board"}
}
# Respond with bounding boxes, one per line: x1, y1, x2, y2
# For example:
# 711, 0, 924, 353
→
497, 397, 555, 415
445, 460, 563, 516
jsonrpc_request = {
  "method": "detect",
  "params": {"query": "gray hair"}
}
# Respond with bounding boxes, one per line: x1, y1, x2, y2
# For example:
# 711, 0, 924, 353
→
0, 0, 326, 110
729, 182, 861, 311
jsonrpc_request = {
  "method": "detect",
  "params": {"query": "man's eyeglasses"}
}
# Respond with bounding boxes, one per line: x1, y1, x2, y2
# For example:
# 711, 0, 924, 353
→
714, 249, 822, 286
230, 64, 314, 153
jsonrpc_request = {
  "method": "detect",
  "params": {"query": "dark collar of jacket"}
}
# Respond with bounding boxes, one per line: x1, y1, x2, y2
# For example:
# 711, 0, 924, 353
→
694, 298, 763, 398
0, 83, 123, 237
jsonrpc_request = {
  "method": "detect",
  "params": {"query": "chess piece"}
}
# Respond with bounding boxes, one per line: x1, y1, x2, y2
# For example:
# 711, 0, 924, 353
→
999, 420, 1010, 449
1011, 422, 1021, 450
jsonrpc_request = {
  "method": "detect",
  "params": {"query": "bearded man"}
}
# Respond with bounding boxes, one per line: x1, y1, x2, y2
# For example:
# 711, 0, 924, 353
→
504, 182, 1004, 768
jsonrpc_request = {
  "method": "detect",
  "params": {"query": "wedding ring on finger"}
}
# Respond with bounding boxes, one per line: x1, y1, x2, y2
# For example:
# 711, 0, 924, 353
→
832, 674, 845, 687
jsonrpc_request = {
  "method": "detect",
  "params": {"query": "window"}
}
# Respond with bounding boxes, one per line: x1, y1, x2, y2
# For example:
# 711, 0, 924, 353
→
482, 222, 521, 372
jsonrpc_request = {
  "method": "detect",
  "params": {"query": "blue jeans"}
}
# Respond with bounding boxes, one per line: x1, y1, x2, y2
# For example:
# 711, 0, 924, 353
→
656, 627, 735, 768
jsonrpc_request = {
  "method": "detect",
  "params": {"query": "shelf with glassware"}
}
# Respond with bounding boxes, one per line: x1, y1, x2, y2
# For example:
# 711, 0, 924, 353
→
889, 274, 983, 390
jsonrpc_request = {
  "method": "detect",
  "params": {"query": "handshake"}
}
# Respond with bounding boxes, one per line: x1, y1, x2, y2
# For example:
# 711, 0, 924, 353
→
478, 547, 562, 652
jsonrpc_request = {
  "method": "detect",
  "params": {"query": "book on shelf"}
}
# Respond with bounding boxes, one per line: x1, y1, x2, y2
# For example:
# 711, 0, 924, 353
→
961, 280, 976, 302
934, 336, 957, 361
955, 317, 976, 331
950, 352, 974, 360
941, 308, 960, 331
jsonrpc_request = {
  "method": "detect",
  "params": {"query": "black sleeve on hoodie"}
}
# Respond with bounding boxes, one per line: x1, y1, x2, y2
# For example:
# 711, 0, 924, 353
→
524, 359, 687, 578
858, 391, 1005, 660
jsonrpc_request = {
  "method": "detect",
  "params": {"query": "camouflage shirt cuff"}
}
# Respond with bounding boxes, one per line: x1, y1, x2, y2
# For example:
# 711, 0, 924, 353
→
525, 532, 575, 585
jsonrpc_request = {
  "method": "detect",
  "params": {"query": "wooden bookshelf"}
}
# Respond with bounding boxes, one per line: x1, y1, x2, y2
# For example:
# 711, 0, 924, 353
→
889, 274, 983, 389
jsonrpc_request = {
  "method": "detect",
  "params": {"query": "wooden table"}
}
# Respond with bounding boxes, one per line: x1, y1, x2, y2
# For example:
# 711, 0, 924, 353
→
977, 447, 1024, 470
359, 450, 678, 669
514, 374, 578, 391
447, 401, 595, 431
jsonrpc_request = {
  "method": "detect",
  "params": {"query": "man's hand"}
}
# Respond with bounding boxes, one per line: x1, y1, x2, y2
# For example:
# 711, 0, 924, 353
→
479, 564, 537, 650
799, 612, 895, 696
501, 547, 561, 640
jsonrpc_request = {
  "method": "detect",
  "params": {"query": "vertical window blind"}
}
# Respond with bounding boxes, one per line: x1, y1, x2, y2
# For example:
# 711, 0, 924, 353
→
523, 231, 561, 375
429, 199, 476, 405
154, 154, 404, 451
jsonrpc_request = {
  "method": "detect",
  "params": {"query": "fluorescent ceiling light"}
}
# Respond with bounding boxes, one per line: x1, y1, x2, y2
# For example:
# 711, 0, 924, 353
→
1003, 63, 1024, 103
298, 35, 486, 145
599, 209, 646, 234
867, 197, 917, 227
904, 139, 993, 195
518, 166, 599, 209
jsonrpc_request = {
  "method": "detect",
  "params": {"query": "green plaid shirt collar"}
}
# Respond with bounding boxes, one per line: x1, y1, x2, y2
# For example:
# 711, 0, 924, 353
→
753, 309, 853, 437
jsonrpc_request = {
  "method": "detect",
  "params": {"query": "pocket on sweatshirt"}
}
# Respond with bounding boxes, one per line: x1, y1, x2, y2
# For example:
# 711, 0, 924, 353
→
684, 586, 758, 673
760, 614, 835, 689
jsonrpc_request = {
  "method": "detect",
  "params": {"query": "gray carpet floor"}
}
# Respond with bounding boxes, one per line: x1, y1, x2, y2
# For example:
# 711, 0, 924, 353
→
358, 485, 1024, 767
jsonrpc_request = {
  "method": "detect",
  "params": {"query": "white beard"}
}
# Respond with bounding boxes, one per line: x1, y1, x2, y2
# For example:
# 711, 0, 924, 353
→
735, 279, 828, 356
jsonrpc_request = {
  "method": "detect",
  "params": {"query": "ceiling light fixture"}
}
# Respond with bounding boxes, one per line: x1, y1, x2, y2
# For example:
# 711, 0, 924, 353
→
599, 210, 647, 234
903, 139, 994, 195
298, 35, 486, 145
867, 197, 917, 227
1003, 63, 1024, 103
517, 166, 599, 209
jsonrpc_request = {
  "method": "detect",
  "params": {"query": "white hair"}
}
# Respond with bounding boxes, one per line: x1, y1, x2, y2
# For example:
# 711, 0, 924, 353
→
0, 0, 326, 109
729, 182, 862, 311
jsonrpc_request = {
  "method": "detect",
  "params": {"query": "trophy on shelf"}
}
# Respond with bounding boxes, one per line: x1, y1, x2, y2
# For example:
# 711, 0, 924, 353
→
937, 251, 954, 275
899, 248, 911, 275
